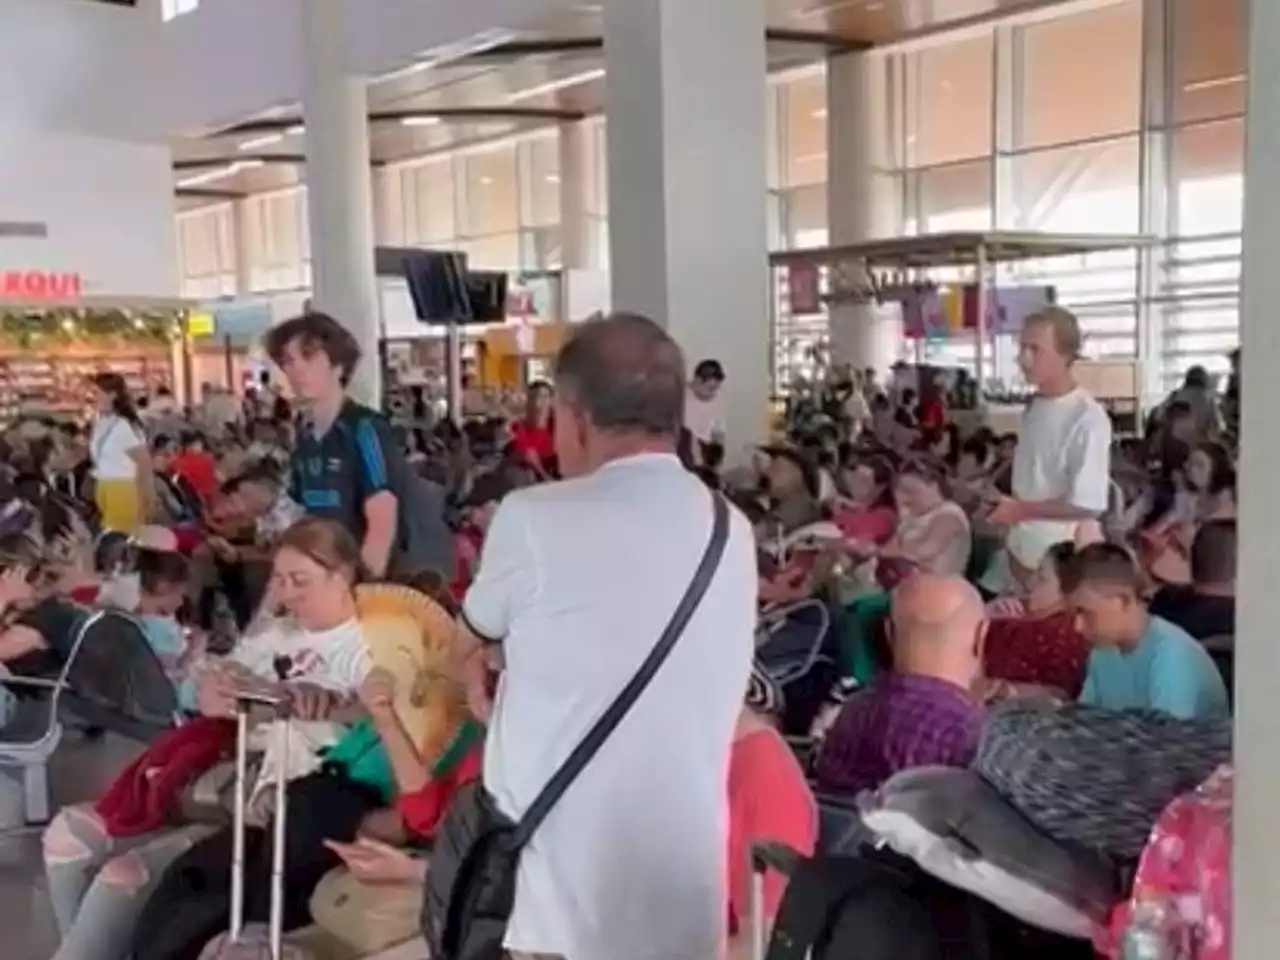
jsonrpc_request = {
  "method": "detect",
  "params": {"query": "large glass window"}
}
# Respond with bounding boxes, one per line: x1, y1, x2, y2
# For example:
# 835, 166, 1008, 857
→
1016, 0, 1142, 149
461, 144, 519, 237
521, 135, 561, 229
908, 34, 993, 167
177, 205, 236, 299
782, 183, 828, 249
1172, 117, 1244, 237
403, 158, 457, 245
244, 188, 308, 292
781, 72, 828, 188
1171, 0, 1246, 123
459, 233, 522, 270
1013, 135, 1141, 232
911, 159, 992, 232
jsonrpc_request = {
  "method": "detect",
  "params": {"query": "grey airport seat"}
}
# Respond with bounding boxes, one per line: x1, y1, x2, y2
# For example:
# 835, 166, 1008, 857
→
757, 598, 834, 687
0, 608, 180, 826
0, 606, 93, 826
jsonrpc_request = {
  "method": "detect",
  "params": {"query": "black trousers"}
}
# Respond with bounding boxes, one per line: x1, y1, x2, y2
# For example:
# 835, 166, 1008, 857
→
130, 771, 382, 960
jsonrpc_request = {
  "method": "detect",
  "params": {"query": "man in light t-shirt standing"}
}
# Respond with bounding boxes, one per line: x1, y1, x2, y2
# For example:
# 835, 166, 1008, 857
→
989, 306, 1112, 583
457, 314, 757, 960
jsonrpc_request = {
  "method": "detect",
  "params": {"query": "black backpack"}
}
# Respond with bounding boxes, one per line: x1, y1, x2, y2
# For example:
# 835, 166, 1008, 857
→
764, 849, 992, 960
764, 848, 1094, 960
342, 406, 454, 579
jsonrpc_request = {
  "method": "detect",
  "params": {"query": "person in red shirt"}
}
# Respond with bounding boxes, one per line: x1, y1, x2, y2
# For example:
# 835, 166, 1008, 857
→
831, 456, 897, 546
727, 666, 817, 952
917, 378, 947, 439
170, 431, 219, 503
508, 380, 556, 475
982, 539, 1090, 699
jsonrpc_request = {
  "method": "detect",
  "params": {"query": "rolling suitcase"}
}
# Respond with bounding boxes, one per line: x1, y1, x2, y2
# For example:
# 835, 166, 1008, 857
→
196, 690, 308, 960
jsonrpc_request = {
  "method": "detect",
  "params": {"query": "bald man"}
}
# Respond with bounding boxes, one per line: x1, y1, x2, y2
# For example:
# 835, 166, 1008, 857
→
815, 575, 988, 797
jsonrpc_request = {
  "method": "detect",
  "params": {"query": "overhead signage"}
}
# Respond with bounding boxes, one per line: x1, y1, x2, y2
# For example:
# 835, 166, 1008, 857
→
0, 270, 83, 300
186, 311, 215, 339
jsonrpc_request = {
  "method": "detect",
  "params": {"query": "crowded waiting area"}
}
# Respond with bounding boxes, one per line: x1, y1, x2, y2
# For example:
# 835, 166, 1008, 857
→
0, 0, 1274, 958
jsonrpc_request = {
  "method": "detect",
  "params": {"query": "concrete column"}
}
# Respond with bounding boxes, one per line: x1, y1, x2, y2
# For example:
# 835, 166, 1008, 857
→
603, 0, 770, 453
373, 165, 404, 248
300, 0, 381, 407
558, 120, 593, 270
1235, 0, 1280, 956
826, 51, 902, 377
1135, 0, 1172, 414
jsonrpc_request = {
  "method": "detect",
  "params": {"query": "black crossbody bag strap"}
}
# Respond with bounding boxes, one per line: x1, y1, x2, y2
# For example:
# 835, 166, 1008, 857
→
511, 492, 731, 849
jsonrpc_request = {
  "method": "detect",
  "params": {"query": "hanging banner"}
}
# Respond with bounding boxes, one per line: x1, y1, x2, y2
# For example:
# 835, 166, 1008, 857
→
902, 285, 1055, 339
787, 263, 822, 315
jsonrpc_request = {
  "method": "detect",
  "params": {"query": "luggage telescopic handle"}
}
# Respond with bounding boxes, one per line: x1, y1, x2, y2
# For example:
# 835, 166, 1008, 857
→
228, 692, 291, 960
751, 841, 804, 877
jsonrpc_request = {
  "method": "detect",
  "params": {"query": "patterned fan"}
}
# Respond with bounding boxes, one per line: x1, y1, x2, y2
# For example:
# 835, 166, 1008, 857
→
355, 583, 468, 762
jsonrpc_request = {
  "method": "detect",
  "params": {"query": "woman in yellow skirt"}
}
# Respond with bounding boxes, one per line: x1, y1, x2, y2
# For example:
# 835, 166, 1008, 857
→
89, 373, 151, 534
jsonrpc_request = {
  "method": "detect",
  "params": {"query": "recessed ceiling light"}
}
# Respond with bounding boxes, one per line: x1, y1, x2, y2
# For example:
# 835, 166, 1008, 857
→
1183, 74, 1245, 92
546, 174, 561, 184
506, 68, 606, 103
238, 133, 284, 151
812, 108, 828, 119
480, 176, 494, 185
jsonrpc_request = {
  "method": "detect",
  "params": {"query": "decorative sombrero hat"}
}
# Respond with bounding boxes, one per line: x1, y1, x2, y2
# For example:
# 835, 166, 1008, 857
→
355, 583, 469, 763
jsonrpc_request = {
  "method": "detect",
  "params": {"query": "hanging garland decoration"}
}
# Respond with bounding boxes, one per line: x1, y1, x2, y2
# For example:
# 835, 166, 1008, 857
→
0, 308, 185, 350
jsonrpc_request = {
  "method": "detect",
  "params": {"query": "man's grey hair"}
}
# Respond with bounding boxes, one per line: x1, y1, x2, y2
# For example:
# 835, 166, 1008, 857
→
553, 311, 686, 437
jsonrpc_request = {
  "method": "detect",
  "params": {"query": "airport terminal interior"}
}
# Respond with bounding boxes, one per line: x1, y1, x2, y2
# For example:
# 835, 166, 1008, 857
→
0, 0, 1278, 957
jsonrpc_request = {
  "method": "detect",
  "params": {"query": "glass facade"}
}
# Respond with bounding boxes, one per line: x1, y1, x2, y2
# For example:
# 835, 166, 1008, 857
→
176, 0, 1243, 395
770, 0, 1243, 395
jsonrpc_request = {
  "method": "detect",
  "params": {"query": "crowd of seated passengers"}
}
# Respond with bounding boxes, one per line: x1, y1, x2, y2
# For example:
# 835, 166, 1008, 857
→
728, 384, 1237, 723
30, 507, 820, 960
44, 517, 374, 960
19, 378, 1237, 959
812, 539, 1228, 808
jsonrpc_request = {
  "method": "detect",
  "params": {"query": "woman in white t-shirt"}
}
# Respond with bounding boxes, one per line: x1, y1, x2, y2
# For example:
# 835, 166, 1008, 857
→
89, 373, 150, 534
42, 517, 373, 960
201, 516, 372, 714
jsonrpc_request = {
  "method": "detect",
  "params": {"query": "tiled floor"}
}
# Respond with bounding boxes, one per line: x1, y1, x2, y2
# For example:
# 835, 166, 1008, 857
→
0, 732, 143, 960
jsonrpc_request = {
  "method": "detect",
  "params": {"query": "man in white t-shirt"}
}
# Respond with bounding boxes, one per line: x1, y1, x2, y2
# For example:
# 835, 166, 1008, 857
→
458, 314, 757, 960
684, 358, 726, 456
989, 306, 1112, 582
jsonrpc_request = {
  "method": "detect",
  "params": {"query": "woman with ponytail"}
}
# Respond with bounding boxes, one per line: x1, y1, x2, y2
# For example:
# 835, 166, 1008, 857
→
88, 373, 150, 533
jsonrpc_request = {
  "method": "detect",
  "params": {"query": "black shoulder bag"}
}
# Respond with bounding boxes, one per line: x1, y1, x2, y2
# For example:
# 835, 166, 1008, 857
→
423, 493, 732, 960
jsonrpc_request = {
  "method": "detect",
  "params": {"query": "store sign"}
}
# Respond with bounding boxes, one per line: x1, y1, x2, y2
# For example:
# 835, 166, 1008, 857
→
0, 270, 83, 300
186, 311, 215, 339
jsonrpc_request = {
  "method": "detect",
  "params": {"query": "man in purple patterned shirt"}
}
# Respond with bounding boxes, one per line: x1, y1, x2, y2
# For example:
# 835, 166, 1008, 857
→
816, 575, 987, 798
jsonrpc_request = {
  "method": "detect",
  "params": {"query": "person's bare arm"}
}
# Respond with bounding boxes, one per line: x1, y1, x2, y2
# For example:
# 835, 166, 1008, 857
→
362, 491, 398, 579
991, 495, 1099, 525
454, 621, 495, 723
898, 514, 970, 570
361, 669, 429, 795
0, 625, 46, 665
